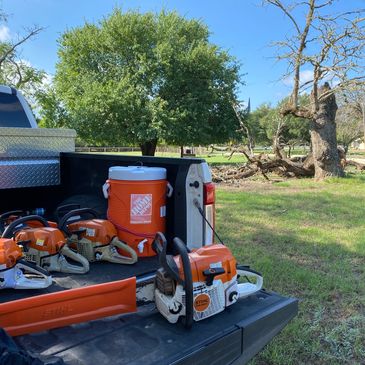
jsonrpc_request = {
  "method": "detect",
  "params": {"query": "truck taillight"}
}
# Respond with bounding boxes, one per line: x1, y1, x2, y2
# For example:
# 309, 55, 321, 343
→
203, 183, 215, 245
203, 182, 215, 205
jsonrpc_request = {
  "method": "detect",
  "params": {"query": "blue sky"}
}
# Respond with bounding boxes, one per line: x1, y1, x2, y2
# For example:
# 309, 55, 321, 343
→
2, 0, 364, 109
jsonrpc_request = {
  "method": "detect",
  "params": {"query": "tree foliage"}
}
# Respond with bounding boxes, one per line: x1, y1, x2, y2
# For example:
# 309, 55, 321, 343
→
48, 10, 241, 155
248, 96, 310, 148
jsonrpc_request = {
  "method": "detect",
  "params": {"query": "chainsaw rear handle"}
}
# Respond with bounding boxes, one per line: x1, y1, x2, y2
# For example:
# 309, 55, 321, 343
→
58, 208, 99, 236
2, 215, 50, 239
18, 259, 51, 277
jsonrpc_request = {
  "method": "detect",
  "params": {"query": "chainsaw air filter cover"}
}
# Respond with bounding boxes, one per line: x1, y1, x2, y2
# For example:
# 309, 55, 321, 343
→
15, 227, 66, 254
67, 219, 116, 245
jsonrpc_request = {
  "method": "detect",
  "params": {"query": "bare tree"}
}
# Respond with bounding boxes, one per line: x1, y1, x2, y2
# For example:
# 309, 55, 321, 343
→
0, 10, 44, 96
231, 102, 255, 156
266, 0, 365, 179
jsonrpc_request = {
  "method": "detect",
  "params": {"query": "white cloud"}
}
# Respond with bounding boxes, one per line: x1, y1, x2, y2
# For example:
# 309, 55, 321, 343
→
283, 69, 341, 90
0, 25, 11, 42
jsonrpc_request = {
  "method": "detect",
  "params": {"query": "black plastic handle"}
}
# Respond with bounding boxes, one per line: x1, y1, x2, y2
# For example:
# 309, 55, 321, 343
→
172, 237, 194, 329
58, 208, 99, 236
0, 210, 25, 233
18, 259, 51, 277
153, 232, 181, 284
55, 204, 81, 221
2, 215, 50, 239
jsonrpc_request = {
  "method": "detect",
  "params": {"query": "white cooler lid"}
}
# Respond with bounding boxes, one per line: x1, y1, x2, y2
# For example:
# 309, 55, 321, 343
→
108, 166, 167, 181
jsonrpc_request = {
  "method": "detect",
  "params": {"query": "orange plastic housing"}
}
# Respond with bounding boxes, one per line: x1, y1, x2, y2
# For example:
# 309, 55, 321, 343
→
0, 277, 137, 337
107, 179, 168, 257
175, 244, 237, 284
0, 238, 22, 268
14, 227, 66, 254
67, 219, 117, 245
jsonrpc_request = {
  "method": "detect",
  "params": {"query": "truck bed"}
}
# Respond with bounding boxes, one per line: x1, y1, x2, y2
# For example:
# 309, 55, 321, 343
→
14, 289, 297, 365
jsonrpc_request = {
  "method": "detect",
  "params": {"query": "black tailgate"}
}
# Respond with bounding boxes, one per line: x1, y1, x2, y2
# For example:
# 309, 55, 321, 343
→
15, 290, 297, 365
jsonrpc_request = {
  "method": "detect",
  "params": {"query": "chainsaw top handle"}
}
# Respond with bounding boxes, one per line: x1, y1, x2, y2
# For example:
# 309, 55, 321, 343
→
58, 208, 99, 236
2, 215, 50, 239
152, 233, 194, 329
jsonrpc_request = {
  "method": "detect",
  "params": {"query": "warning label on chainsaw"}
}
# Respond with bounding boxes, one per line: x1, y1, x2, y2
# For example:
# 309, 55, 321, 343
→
130, 194, 153, 224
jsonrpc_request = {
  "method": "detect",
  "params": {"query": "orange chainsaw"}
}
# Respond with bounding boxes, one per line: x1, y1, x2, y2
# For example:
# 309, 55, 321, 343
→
151, 233, 263, 327
58, 208, 138, 265
0, 237, 52, 289
2, 215, 89, 274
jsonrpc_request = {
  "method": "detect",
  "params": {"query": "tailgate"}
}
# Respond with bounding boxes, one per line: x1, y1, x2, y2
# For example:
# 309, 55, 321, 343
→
15, 290, 297, 365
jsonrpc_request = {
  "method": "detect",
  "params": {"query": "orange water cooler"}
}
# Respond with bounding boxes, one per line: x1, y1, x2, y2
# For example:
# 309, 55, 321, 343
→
103, 166, 173, 257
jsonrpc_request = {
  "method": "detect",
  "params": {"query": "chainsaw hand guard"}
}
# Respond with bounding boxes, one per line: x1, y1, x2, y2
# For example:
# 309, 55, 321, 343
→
153, 233, 194, 329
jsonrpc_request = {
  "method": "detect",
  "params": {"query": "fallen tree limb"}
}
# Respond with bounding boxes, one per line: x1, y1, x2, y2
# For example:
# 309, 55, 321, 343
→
346, 160, 365, 170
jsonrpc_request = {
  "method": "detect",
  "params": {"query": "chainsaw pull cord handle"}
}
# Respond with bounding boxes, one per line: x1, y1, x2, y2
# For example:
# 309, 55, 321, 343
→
2, 215, 50, 239
58, 208, 99, 236
172, 237, 194, 329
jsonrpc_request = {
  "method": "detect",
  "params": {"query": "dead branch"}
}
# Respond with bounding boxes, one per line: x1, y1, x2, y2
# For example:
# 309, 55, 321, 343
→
0, 27, 43, 66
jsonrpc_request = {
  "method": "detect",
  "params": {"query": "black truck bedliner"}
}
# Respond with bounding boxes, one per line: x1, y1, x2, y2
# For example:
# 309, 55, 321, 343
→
14, 290, 297, 365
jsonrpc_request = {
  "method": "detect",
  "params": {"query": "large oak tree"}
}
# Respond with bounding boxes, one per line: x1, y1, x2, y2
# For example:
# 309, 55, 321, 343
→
51, 10, 241, 155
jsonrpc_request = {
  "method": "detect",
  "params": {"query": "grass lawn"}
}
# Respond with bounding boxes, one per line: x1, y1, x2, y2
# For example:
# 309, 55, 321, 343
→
215, 174, 365, 365
97, 150, 247, 164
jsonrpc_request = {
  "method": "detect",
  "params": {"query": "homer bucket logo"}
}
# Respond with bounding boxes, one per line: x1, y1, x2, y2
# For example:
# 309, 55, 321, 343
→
130, 194, 153, 224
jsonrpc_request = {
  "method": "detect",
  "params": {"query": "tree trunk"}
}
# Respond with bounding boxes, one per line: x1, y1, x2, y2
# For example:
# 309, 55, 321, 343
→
140, 139, 158, 156
361, 102, 365, 148
310, 84, 344, 179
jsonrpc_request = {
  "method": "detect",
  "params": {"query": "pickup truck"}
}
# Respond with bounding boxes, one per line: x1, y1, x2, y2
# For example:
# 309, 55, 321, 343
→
0, 86, 298, 365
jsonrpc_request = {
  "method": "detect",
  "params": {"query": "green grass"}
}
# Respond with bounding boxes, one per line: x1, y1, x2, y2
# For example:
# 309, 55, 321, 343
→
215, 174, 365, 365
93, 150, 247, 164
